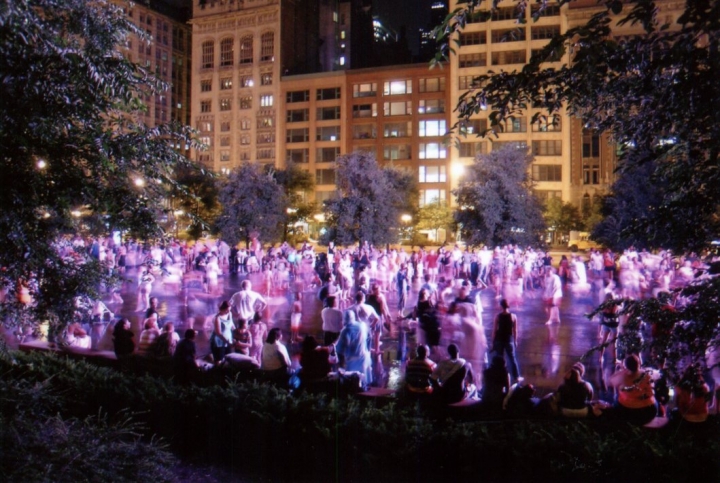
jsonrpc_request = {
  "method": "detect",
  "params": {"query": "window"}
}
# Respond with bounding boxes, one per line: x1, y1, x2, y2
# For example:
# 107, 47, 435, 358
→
261, 73, 273, 86
492, 6, 520, 21
201, 41, 214, 69
220, 77, 233, 90
239, 96, 252, 109
287, 148, 310, 163
353, 82, 377, 98
317, 126, 341, 141
491, 28, 526, 43
384, 101, 412, 116
197, 121, 213, 132
257, 115, 273, 128
239, 151, 250, 161
531, 26, 561, 40
419, 78, 446, 93
220, 38, 234, 66
532, 140, 562, 156
533, 116, 562, 132
220, 121, 231, 132
459, 31, 487, 46
419, 143, 447, 159
582, 132, 600, 157
458, 53, 487, 68
219, 98, 232, 111
383, 144, 411, 160
383, 80, 412, 96
240, 135, 251, 145
532, 164, 562, 181
200, 100, 211, 113
257, 132, 275, 144
199, 136, 212, 147
257, 148, 274, 160
220, 136, 231, 146
492, 50, 526, 65
459, 118, 487, 135
286, 90, 310, 103
240, 75, 253, 88
418, 99, 444, 114
200, 79, 212, 92
352, 103, 378, 118
419, 189, 446, 207
459, 142, 484, 157
317, 87, 341, 100
531, 48, 563, 62
317, 106, 341, 120
384, 122, 411, 138
316, 169, 336, 185
492, 141, 527, 151
458, 75, 482, 90
419, 120, 446, 137
534, 190, 562, 202
317, 147, 340, 163
286, 128, 309, 143
260, 32, 274, 62
352, 146, 376, 157
287, 109, 309, 123
504, 117, 527, 132
583, 164, 600, 185
260, 94, 273, 107
531, 4, 561, 17
353, 124, 376, 139
419, 165, 447, 183
240, 118, 251, 130
239, 35, 253, 64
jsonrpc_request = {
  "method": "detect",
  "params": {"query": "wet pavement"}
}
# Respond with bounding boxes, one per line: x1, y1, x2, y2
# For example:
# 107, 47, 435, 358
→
104, 260, 608, 396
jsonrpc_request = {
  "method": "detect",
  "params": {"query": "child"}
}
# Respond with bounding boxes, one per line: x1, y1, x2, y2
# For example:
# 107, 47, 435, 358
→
233, 318, 252, 356
248, 312, 268, 364
290, 293, 302, 343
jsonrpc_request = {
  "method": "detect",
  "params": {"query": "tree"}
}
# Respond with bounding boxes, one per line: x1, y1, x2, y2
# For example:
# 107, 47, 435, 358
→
435, 0, 720, 379
270, 163, 317, 243
0, 0, 197, 339
172, 167, 220, 240
215, 164, 286, 247
415, 199, 455, 244
543, 197, 583, 243
454, 145, 546, 247
435, 0, 720, 253
323, 153, 416, 246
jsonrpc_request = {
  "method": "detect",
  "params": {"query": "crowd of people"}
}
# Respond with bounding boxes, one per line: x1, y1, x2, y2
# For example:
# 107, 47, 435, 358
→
12, 233, 720, 426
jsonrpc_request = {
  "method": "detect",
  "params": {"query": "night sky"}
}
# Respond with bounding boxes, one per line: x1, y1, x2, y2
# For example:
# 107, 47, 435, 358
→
375, 0, 442, 55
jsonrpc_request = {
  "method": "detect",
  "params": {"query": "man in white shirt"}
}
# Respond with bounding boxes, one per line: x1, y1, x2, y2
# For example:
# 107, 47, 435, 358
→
321, 295, 343, 345
229, 279, 268, 324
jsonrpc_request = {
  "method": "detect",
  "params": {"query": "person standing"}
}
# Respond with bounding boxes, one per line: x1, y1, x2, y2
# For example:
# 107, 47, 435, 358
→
210, 301, 235, 365
543, 267, 563, 325
229, 279, 268, 325
336, 310, 373, 386
321, 295, 343, 346
491, 299, 521, 382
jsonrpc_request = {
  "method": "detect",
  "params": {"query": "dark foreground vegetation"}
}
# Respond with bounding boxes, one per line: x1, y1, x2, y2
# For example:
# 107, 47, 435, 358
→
2, 350, 719, 483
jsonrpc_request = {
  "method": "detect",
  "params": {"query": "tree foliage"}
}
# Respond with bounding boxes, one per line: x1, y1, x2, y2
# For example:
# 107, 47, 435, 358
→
435, 0, 720, 253
454, 146, 546, 247
0, 0, 198, 338
544, 197, 583, 241
215, 164, 286, 247
415, 200, 455, 243
172, 167, 220, 240
270, 163, 317, 243
323, 153, 416, 246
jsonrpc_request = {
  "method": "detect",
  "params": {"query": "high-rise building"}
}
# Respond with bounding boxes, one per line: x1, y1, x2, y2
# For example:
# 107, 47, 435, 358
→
118, 0, 192, 128
418, 1, 448, 62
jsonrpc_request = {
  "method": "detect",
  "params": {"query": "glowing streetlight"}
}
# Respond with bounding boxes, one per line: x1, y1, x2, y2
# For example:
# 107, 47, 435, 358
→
71, 210, 82, 218
36, 159, 47, 169
401, 214, 412, 224
134, 177, 145, 187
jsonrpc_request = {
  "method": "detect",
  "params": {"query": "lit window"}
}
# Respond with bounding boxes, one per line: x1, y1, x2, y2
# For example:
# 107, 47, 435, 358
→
419, 120, 446, 137
419, 143, 447, 159
383, 80, 412, 96
419, 166, 447, 183
260, 94, 273, 107
220, 77, 233, 90
260, 32, 274, 62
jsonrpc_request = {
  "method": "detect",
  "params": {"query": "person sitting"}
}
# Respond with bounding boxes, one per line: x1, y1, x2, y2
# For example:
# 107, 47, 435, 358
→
298, 335, 335, 386
503, 381, 540, 419
260, 328, 292, 386
137, 313, 160, 355
112, 318, 134, 357
609, 354, 657, 425
673, 363, 710, 424
556, 367, 594, 418
430, 343, 476, 404
404, 344, 436, 396
481, 355, 510, 415
232, 318, 253, 356
65, 322, 91, 349
152, 321, 180, 357
173, 329, 199, 384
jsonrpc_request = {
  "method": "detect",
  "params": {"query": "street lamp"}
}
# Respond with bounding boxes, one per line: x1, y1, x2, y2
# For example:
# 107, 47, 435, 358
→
401, 214, 412, 243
